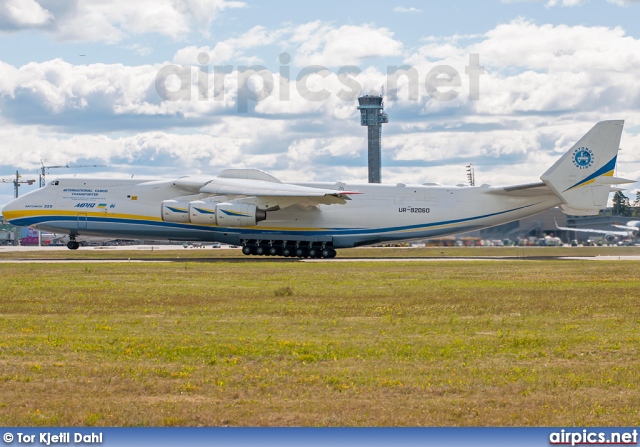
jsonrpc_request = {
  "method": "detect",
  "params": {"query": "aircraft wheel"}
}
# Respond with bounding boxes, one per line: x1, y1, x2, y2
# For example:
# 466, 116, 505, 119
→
295, 247, 307, 258
282, 247, 293, 257
242, 246, 253, 256
308, 248, 320, 258
321, 248, 336, 258
269, 246, 281, 256
67, 241, 79, 250
256, 245, 267, 255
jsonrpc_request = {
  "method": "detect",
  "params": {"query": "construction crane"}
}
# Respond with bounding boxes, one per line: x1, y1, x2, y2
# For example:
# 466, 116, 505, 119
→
1, 171, 36, 198
39, 159, 106, 187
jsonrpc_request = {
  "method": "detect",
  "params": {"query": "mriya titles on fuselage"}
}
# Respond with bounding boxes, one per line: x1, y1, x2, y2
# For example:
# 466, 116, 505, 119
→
1, 176, 560, 256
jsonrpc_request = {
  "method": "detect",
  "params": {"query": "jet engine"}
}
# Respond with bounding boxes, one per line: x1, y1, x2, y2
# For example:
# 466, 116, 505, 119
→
162, 199, 266, 227
188, 201, 217, 224
161, 200, 191, 223
215, 203, 266, 227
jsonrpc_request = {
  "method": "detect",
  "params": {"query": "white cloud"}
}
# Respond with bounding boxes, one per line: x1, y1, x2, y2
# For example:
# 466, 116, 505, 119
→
393, 6, 421, 13
401, 19, 640, 117
4, 19, 640, 127
290, 22, 403, 67
2, 18, 640, 198
173, 26, 287, 65
606, 0, 640, 5
0, 0, 247, 42
0, 0, 53, 29
0, 121, 278, 174
126, 44, 153, 57
175, 21, 405, 68
545, 0, 585, 7
286, 136, 364, 164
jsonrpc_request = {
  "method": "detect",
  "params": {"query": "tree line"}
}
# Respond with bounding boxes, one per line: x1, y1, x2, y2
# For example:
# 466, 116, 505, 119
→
612, 191, 640, 217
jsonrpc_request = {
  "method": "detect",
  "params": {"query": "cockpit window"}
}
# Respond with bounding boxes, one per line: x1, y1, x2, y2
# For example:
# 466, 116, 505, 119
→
50, 181, 59, 186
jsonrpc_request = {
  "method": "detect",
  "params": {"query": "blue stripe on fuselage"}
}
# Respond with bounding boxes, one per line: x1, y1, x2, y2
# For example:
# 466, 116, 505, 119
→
8, 202, 540, 237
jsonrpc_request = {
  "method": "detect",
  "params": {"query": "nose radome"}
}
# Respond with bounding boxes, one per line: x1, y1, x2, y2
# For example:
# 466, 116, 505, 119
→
2, 196, 26, 224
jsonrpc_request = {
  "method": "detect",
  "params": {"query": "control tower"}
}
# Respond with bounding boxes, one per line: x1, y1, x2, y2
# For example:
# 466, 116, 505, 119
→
357, 94, 388, 183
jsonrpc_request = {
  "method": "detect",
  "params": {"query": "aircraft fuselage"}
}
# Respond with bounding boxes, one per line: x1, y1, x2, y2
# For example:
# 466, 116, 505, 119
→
3, 177, 561, 249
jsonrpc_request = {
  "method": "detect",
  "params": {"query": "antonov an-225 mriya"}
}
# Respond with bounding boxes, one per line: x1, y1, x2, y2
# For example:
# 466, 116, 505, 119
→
2, 121, 634, 258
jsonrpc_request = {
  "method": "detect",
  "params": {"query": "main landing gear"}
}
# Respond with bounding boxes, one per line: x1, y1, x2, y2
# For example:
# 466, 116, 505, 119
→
241, 240, 337, 258
66, 236, 80, 250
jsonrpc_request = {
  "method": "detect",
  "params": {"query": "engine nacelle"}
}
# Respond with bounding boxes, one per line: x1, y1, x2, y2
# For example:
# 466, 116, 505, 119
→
162, 199, 266, 226
215, 202, 266, 227
161, 200, 191, 223
189, 201, 218, 225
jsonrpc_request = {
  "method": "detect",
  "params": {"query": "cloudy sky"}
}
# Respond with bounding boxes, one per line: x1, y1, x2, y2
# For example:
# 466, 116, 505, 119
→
1, 0, 640, 207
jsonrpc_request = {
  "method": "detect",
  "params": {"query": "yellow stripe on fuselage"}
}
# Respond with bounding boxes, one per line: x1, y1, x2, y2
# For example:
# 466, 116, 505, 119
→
3, 209, 163, 222
2, 209, 334, 232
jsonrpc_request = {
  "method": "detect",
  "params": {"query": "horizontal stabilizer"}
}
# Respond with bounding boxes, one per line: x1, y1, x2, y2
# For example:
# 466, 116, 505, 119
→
560, 205, 600, 216
594, 176, 636, 185
486, 182, 555, 197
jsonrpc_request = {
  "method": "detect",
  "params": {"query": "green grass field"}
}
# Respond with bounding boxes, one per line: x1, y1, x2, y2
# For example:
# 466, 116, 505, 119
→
1, 258, 639, 426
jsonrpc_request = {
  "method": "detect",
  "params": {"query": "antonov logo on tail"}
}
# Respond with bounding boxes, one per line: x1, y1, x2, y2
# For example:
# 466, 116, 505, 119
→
572, 147, 594, 169
2, 121, 633, 258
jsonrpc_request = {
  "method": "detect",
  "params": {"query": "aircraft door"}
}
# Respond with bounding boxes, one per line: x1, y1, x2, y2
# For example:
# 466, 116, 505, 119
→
77, 213, 87, 229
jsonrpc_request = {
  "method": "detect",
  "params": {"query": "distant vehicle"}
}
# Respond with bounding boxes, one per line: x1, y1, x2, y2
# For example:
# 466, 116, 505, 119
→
570, 239, 579, 247
211, 243, 221, 248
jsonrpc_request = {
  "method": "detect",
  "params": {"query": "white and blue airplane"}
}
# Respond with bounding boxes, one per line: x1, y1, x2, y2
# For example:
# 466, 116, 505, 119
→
555, 219, 640, 243
2, 121, 634, 258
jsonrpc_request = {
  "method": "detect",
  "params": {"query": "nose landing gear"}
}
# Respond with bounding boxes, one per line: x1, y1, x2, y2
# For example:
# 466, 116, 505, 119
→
66, 236, 80, 250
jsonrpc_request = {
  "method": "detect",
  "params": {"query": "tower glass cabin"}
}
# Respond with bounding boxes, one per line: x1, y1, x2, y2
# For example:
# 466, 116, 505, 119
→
357, 95, 388, 183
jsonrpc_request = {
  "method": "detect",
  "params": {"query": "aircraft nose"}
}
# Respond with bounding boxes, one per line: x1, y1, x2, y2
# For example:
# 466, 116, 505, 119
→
2, 196, 26, 224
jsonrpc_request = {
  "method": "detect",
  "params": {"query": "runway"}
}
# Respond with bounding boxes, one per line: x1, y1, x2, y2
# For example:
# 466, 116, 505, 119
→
1, 244, 640, 262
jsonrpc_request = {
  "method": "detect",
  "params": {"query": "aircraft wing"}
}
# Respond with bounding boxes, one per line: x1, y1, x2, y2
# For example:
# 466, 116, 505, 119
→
172, 169, 360, 209
554, 219, 630, 236
612, 221, 640, 231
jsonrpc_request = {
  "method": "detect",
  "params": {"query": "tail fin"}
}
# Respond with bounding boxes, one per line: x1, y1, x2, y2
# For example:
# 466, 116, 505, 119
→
540, 120, 626, 215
